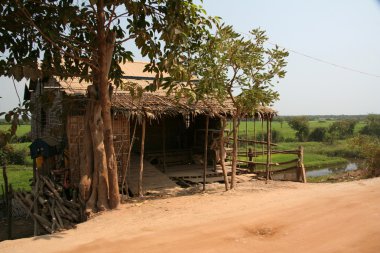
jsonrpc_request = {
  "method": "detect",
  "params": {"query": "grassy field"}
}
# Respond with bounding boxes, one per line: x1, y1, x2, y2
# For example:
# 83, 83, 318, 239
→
0, 165, 33, 191
229, 119, 365, 172
0, 124, 31, 137
230, 120, 365, 140
0, 120, 366, 190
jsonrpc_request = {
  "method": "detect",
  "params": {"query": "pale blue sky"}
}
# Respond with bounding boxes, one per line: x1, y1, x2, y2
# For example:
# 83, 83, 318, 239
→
1, 0, 379, 115
200, 0, 380, 115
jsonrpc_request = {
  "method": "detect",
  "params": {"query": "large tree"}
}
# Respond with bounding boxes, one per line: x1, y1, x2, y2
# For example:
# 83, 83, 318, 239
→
169, 25, 288, 189
0, 0, 212, 212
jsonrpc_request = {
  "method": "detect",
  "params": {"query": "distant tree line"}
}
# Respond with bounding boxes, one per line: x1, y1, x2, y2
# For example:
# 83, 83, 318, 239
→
284, 114, 380, 143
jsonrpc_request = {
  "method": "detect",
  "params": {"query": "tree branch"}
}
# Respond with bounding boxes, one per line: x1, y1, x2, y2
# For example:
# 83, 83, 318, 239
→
16, 1, 98, 70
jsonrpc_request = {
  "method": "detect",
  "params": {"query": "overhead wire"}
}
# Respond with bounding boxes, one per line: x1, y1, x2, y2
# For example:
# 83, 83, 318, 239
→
238, 30, 380, 79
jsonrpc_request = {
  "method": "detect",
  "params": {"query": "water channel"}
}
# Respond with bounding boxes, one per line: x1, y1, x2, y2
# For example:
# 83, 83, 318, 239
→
306, 160, 364, 177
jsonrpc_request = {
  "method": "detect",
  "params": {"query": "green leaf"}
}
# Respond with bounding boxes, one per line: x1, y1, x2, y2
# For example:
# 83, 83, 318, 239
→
5, 114, 11, 123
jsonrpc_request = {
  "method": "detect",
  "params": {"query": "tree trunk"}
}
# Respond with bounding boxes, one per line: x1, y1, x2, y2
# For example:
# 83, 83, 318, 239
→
219, 117, 230, 191
88, 100, 109, 211
231, 114, 239, 189
96, 2, 119, 209
79, 101, 94, 204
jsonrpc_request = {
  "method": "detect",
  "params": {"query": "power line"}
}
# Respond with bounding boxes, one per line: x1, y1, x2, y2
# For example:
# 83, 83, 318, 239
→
267, 41, 380, 79
239, 30, 380, 79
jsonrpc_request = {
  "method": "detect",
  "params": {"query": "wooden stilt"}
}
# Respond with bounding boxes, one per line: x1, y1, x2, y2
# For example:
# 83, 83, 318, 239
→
245, 116, 248, 157
219, 117, 230, 191
120, 119, 129, 201
138, 118, 146, 197
261, 117, 264, 159
122, 119, 137, 199
203, 116, 209, 191
162, 120, 167, 173
231, 115, 239, 189
265, 118, 271, 183
253, 118, 256, 159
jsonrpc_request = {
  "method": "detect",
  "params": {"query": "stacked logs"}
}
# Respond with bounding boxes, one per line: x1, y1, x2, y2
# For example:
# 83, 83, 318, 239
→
13, 175, 82, 234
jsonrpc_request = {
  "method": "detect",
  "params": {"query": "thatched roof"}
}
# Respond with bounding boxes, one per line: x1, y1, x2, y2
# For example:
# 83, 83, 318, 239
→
44, 62, 277, 119
111, 92, 235, 119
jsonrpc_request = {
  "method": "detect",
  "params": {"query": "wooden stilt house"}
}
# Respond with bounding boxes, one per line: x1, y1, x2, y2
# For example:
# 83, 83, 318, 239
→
27, 62, 305, 196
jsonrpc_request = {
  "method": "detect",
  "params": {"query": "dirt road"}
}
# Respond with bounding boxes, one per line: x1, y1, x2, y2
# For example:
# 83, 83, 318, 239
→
1, 178, 380, 253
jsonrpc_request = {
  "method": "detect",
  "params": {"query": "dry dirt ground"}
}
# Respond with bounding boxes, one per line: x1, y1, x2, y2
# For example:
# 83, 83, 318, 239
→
1, 178, 380, 253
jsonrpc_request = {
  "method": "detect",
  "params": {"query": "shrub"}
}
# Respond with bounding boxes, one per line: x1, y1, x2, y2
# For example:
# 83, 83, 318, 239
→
350, 135, 380, 176
309, 127, 327, 142
328, 120, 357, 139
360, 115, 380, 137
15, 132, 32, 143
287, 116, 310, 142
271, 129, 284, 143
2, 144, 28, 165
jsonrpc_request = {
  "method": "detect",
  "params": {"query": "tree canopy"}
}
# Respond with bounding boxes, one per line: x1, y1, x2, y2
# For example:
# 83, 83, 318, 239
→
288, 116, 310, 142
0, 0, 213, 211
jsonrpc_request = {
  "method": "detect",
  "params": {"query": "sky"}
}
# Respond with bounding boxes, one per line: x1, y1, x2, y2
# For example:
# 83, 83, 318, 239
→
0, 0, 379, 115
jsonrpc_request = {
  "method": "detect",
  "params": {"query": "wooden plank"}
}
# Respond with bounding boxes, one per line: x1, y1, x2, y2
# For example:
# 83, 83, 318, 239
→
228, 137, 278, 146
128, 154, 178, 196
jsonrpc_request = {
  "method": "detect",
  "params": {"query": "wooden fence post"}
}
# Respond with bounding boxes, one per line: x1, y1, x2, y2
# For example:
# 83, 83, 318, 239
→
299, 146, 307, 183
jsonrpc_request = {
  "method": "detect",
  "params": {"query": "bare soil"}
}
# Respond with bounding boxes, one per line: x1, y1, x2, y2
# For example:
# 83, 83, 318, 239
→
1, 178, 380, 253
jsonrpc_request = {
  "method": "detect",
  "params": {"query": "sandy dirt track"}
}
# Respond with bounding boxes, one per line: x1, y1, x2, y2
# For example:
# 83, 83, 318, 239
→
1, 178, 380, 253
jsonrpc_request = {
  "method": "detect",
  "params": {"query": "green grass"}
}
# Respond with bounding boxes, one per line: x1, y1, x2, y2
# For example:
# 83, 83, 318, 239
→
0, 124, 31, 137
0, 165, 33, 191
230, 120, 366, 141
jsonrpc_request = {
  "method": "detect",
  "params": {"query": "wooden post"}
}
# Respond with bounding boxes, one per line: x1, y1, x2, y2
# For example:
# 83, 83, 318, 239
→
248, 148, 254, 171
299, 146, 307, 183
245, 116, 248, 157
122, 119, 137, 199
34, 177, 40, 236
203, 116, 209, 191
120, 119, 129, 201
2, 160, 8, 208
2, 161, 12, 240
231, 114, 239, 189
33, 158, 37, 185
219, 117, 230, 191
253, 118, 256, 155
265, 118, 271, 183
162, 120, 167, 173
7, 184, 13, 240
138, 117, 146, 197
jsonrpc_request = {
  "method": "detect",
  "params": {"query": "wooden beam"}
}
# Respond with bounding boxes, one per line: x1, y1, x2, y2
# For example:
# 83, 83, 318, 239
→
203, 116, 209, 191
236, 160, 279, 166
228, 138, 277, 146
